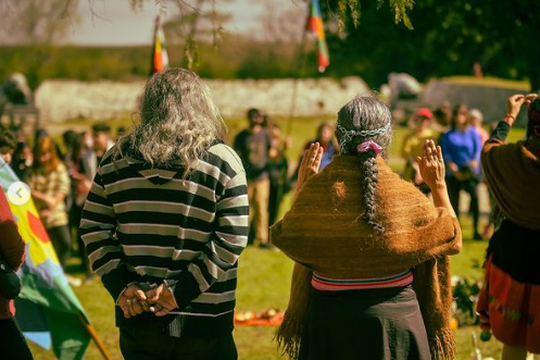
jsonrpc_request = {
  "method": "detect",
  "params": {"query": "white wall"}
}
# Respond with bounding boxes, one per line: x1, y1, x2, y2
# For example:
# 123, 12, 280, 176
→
35, 77, 370, 122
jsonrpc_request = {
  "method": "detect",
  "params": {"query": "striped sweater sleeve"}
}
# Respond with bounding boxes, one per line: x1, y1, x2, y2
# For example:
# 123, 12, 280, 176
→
167, 170, 249, 310
79, 169, 139, 302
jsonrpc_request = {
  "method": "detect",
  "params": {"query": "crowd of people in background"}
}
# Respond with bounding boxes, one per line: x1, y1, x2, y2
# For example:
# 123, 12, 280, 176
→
0, 102, 342, 286
0, 97, 526, 267
0, 96, 518, 266
233, 98, 499, 251
401, 103, 494, 239
0, 122, 117, 285
233, 109, 338, 249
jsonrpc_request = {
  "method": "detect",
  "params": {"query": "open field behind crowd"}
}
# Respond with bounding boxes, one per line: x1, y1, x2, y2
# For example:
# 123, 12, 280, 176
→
29, 117, 527, 360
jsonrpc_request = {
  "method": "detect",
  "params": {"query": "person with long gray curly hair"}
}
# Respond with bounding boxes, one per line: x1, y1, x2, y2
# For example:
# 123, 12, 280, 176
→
271, 94, 462, 360
115, 68, 227, 173
477, 93, 540, 360
80, 68, 248, 360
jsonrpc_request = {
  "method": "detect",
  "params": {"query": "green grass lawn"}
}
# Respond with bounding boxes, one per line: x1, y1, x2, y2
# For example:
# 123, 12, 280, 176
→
28, 240, 501, 360
29, 119, 526, 359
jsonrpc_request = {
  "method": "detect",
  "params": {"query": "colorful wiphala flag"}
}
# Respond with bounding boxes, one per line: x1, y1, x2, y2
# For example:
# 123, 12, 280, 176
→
0, 159, 91, 360
150, 15, 170, 75
308, 0, 330, 72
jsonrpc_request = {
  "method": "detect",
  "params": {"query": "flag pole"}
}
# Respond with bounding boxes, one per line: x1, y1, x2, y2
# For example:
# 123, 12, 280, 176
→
149, 15, 160, 76
79, 314, 112, 360
284, 1, 311, 145
274, 2, 310, 214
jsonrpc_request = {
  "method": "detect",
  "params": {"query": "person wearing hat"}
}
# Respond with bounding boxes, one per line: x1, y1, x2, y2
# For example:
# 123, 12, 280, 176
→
401, 107, 438, 192
477, 93, 540, 360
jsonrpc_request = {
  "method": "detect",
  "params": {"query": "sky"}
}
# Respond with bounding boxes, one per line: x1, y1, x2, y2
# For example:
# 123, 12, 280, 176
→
69, 0, 298, 46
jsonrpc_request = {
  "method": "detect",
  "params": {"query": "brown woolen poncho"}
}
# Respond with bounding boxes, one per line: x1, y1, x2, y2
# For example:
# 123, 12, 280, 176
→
271, 155, 462, 360
481, 137, 540, 230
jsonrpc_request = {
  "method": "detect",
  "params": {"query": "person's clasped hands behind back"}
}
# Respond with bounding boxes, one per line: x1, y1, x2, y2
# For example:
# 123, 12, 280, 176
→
118, 282, 180, 319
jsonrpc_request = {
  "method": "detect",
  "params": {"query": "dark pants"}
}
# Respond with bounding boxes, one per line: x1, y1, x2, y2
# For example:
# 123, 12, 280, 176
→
120, 326, 237, 360
268, 182, 283, 226
69, 204, 92, 276
46, 225, 72, 268
0, 318, 34, 360
447, 176, 480, 235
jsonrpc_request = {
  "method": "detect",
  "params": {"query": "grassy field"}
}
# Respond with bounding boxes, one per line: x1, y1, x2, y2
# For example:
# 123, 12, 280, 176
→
29, 238, 500, 360
28, 118, 528, 360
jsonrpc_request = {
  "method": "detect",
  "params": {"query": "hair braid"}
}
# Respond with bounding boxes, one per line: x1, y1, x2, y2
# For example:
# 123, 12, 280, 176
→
336, 94, 393, 235
358, 150, 384, 234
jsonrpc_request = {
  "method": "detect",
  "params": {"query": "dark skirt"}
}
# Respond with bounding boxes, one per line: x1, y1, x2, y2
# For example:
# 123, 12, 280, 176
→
299, 285, 431, 360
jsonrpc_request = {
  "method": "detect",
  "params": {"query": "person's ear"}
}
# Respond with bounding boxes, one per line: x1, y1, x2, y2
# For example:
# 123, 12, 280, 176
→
534, 125, 540, 137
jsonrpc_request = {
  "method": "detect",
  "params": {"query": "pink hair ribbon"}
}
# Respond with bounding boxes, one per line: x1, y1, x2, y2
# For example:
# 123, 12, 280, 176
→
357, 140, 383, 155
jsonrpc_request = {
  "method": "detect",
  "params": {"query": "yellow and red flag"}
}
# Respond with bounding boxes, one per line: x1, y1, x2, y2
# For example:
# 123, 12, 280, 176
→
150, 15, 170, 75
308, 0, 330, 72
0, 159, 91, 360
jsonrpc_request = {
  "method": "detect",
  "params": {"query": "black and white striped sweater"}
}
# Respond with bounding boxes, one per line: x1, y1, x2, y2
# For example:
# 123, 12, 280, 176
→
80, 142, 249, 335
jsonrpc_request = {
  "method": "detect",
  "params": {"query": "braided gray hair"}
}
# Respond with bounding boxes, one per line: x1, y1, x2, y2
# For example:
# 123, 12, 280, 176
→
336, 95, 393, 234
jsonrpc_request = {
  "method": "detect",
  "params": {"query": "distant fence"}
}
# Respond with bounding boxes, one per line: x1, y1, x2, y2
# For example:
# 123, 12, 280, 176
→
34, 77, 531, 125
422, 80, 530, 126
34, 77, 370, 122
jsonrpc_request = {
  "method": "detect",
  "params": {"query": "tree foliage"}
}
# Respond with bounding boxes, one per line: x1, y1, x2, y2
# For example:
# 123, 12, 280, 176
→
126, 0, 415, 30
122, 0, 540, 90
158, 0, 233, 69
322, 0, 540, 90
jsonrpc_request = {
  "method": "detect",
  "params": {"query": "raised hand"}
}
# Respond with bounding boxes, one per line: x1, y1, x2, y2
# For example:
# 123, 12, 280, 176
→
296, 143, 323, 195
524, 93, 538, 106
417, 139, 446, 191
145, 283, 178, 317
506, 94, 526, 124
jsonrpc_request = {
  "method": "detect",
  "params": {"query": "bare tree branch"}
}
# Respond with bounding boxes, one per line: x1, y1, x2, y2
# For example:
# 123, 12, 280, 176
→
62, 0, 75, 18
85, 0, 113, 26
